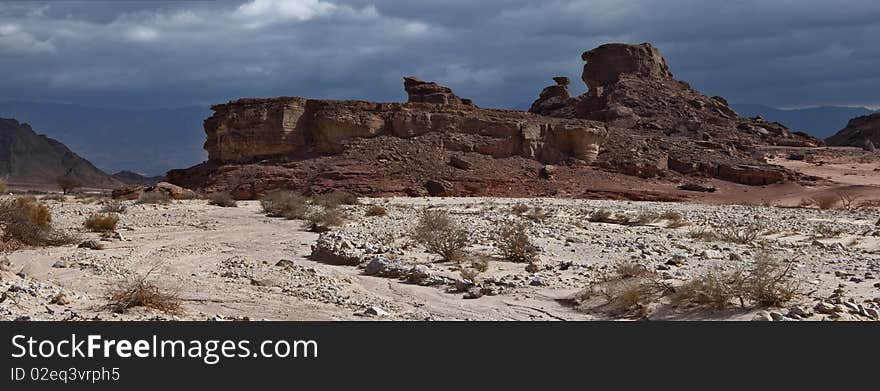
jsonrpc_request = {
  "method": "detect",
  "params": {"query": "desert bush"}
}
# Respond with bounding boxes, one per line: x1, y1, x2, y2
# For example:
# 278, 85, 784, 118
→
687, 226, 720, 241
836, 191, 859, 210
614, 261, 649, 279
716, 221, 763, 244
678, 267, 746, 309
42, 193, 66, 202
101, 200, 128, 214
56, 177, 82, 194
104, 267, 181, 314
494, 221, 538, 263
524, 206, 549, 222
208, 192, 237, 207
470, 256, 490, 272
459, 266, 481, 282
307, 205, 346, 228
587, 209, 614, 223
577, 268, 672, 317
660, 211, 688, 228
0, 197, 76, 247
365, 205, 387, 217
84, 213, 119, 232
810, 194, 838, 210
136, 191, 171, 205
747, 252, 799, 307
679, 252, 798, 309
510, 203, 530, 215
314, 191, 359, 207
412, 209, 469, 262
260, 191, 309, 219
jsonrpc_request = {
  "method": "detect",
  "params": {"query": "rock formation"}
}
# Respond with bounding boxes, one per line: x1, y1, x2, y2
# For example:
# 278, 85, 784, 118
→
529, 77, 571, 115
403, 76, 473, 106
0, 118, 121, 188
533, 42, 820, 185
826, 112, 880, 150
169, 78, 607, 198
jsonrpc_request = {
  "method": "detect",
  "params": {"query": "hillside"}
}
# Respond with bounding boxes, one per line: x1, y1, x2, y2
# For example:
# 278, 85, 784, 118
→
0, 101, 208, 176
731, 104, 875, 139
0, 118, 121, 189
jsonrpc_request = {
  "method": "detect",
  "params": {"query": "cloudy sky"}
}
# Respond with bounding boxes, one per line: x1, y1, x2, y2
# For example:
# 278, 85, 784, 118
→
1, 0, 878, 110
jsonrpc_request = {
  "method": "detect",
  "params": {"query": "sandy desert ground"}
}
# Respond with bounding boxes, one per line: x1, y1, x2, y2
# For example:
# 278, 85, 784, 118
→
2, 193, 878, 322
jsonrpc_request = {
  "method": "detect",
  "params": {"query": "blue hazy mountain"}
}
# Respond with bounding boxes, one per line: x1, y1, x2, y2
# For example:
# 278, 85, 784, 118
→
731, 104, 875, 139
0, 101, 209, 176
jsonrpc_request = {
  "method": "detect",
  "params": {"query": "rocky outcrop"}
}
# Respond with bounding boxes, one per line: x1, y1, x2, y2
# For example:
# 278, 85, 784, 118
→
826, 112, 880, 149
529, 77, 571, 115
403, 76, 473, 106
202, 92, 607, 166
532, 42, 819, 185
0, 118, 121, 188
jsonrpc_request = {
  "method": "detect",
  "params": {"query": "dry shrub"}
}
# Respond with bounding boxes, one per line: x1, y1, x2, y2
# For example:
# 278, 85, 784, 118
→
679, 252, 798, 309
836, 191, 859, 210
614, 261, 649, 279
660, 211, 688, 228
101, 200, 128, 214
688, 226, 720, 241
307, 205, 346, 228
716, 221, 763, 244
136, 191, 171, 205
57, 177, 81, 194
577, 266, 672, 317
104, 266, 181, 314
810, 194, 838, 210
0, 197, 76, 247
84, 213, 119, 232
494, 221, 538, 263
510, 203, 530, 215
260, 191, 309, 219
412, 209, 469, 262
314, 191, 359, 207
524, 206, 549, 222
42, 193, 66, 202
470, 256, 490, 272
587, 209, 615, 223
365, 205, 387, 217
208, 192, 237, 207
459, 266, 481, 282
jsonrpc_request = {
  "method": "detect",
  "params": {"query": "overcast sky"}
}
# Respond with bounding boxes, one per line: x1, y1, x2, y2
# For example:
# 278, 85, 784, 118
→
1, 0, 878, 110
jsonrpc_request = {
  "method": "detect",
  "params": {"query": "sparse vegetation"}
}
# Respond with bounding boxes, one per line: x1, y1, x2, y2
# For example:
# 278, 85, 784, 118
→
365, 205, 388, 217
101, 200, 128, 214
104, 266, 181, 314
136, 191, 171, 205
84, 213, 119, 232
810, 194, 838, 210
0, 196, 76, 248
576, 264, 672, 317
510, 203, 530, 215
260, 191, 309, 219
208, 192, 237, 207
56, 177, 82, 195
688, 220, 764, 244
412, 209, 469, 262
587, 209, 615, 223
307, 205, 347, 228
836, 191, 859, 210
494, 221, 538, 263
679, 252, 799, 309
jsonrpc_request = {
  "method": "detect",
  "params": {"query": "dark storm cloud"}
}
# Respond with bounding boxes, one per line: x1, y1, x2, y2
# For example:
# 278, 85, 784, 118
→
1, 0, 878, 110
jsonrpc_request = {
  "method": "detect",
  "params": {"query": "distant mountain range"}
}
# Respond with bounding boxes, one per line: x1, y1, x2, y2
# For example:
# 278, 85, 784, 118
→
0, 118, 122, 188
730, 104, 877, 139
0, 101, 209, 176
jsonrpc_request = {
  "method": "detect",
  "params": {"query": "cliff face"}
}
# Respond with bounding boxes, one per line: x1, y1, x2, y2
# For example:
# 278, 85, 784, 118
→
826, 113, 880, 150
203, 97, 607, 166
0, 118, 121, 188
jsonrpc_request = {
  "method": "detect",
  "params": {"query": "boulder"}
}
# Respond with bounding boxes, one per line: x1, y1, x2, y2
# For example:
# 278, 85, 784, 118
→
424, 179, 454, 196
449, 156, 473, 170
529, 76, 571, 115
112, 185, 145, 200
152, 182, 197, 200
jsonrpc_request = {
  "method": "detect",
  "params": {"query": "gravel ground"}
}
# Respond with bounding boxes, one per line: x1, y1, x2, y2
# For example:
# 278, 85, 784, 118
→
2, 196, 878, 321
